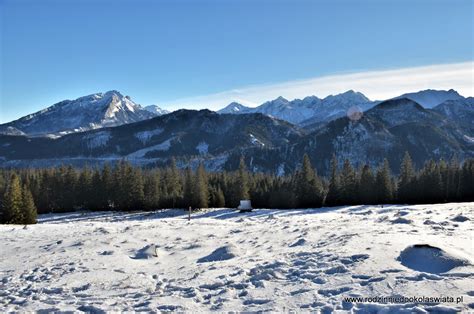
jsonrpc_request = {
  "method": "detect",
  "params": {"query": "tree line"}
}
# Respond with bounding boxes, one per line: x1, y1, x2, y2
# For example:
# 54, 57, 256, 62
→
0, 152, 473, 224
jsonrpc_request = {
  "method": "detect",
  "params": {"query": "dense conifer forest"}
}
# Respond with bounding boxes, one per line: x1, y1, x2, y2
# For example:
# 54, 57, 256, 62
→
0, 152, 473, 224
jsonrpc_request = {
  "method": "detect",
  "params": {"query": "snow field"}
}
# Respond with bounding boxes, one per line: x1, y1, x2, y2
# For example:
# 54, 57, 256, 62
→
0, 203, 473, 312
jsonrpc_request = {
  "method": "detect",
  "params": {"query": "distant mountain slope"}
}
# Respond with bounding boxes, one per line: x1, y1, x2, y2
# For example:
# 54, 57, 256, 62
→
394, 89, 464, 108
1, 99, 472, 173
218, 90, 376, 125
0, 91, 167, 137
297, 98, 471, 171
144, 105, 170, 115
217, 102, 252, 114
0, 110, 304, 169
433, 97, 474, 134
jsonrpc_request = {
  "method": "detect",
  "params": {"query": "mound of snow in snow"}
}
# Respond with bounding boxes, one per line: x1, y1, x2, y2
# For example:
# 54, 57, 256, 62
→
289, 238, 306, 247
131, 244, 159, 259
197, 245, 238, 263
451, 214, 470, 222
398, 244, 470, 274
391, 217, 412, 224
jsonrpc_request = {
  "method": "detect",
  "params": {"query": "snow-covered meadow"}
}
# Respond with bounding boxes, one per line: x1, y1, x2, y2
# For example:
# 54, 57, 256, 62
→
1, 203, 473, 312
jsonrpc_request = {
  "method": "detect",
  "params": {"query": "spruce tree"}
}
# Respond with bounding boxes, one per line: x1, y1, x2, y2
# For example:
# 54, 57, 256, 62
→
101, 164, 113, 209
325, 155, 341, 206
21, 185, 37, 224
359, 164, 375, 204
446, 157, 460, 202
459, 159, 474, 201
2, 174, 23, 224
398, 152, 415, 203
295, 154, 323, 208
193, 163, 209, 209
375, 159, 393, 204
77, 167, 93, 209
127, 167, 145, 209
183, 167, 194, 207
144, 170, 161, 210
214, 186, 225, 208
340, 159, 357, 205
236, 157, 250, 202
438, 159, 448, 202
419, 160, 443, 203
166, 158, 183, 208
90, 169, 103, 210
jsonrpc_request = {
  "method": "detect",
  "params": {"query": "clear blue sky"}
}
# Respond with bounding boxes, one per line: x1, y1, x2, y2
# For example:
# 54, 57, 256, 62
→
0, 0, 472, 122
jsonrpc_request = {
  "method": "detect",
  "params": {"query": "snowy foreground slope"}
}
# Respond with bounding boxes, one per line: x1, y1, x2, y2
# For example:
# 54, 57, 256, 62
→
1, 203, 473, 312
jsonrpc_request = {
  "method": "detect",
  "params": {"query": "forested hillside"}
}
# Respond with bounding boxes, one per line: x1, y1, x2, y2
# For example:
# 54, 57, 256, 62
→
1, 153, 473, 224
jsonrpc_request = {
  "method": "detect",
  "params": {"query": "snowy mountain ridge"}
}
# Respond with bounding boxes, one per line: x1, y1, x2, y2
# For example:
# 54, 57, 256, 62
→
394, 89, 464, 109
1, 97, 472, 172
144, 105, 170, 116
218, 90, 376, 125
217, 89, 467, 126
0, 91, 167, 137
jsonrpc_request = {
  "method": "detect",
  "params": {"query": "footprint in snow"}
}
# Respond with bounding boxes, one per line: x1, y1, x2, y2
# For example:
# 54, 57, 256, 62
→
318, 286, 352, 297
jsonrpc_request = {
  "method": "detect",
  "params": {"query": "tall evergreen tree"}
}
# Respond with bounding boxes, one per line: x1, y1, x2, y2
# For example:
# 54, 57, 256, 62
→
419, 160, 443, 204
101, 164, 113, 210
459, 159, 474, 201
398, 152, 415, 203
143, 170, 161, 210
183, 167, 194, 207
340, 159, 358, 205
295, 154, 323, 208
2, 174, 23, 224
213, 186, 225, 208
126, 167, 145, 209
21, 185, 37, 224
166, 158, 183, 208
325, 155, 341, 206
236, 157, 250, 202
193, 163, 209, 208
446, 157, 460, 202
77, 167, 93, 209
90, 169, 104, 210
375, 159, 393, 204
359, 164, 375, 204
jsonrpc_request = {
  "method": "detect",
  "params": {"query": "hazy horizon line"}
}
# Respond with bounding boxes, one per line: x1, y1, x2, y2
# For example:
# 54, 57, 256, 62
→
157, 61, 473, 111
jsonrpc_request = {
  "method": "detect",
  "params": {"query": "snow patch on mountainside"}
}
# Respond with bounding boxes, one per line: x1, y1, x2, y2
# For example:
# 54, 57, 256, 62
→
196, 142, 209, 155
126, 138, 174, 159
464, 135, 474, 144
249, 134, 265, 147
134, 128, 164, 144
144, 105, 170, 116
84, 131, 111, 149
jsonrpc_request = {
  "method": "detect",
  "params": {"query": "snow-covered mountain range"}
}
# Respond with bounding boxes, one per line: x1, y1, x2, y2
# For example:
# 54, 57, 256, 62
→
218, 90, 374, 125
0, 88, 471, 173
0, 91, 168, 137
0, 88, 467, 138
1, 96, 473, 172
217, 89, 467, 126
